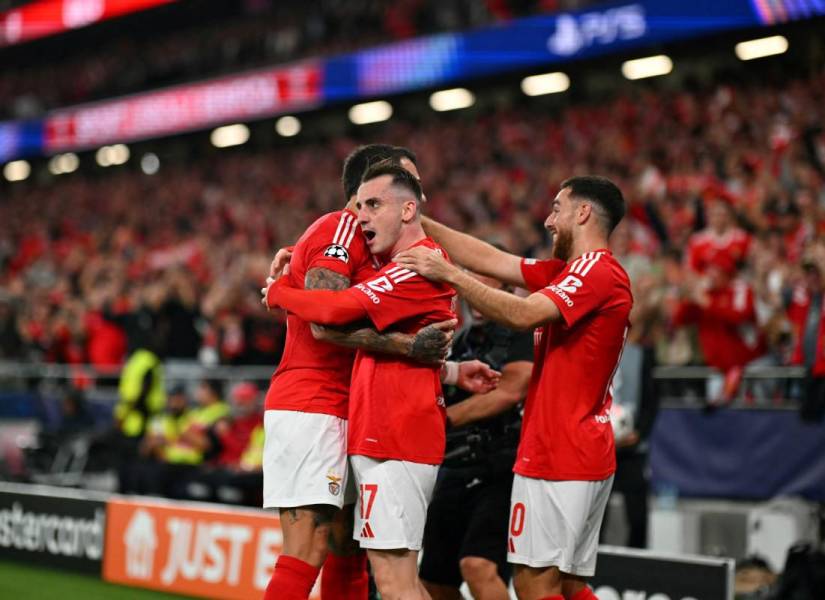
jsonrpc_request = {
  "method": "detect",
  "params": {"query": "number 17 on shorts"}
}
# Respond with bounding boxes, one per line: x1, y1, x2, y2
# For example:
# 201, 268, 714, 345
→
359, 483, 378, 539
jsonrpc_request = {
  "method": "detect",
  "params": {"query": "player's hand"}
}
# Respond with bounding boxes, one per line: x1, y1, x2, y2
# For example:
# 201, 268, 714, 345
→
261, 275, 289, 310
269, 246, 294, 279
395, 247, 455, 282
410, 318, 457, 364
457, 360, 501, 394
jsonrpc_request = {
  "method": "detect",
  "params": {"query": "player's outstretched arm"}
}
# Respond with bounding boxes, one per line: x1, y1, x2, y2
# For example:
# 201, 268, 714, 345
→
304, 267, 454, 364
396, 247, 561, 330
422, 216, 526, 288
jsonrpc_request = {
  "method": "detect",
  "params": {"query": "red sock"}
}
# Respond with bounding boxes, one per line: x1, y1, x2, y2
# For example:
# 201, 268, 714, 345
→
321, 552, 369, 600
264, 555, 321, 600
571, 587, 597, 600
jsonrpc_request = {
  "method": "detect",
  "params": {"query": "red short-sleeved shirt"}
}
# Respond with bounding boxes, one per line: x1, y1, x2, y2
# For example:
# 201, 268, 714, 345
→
344, 238, 457, 465
265, 209, 378, 418
517, 250, 632, 481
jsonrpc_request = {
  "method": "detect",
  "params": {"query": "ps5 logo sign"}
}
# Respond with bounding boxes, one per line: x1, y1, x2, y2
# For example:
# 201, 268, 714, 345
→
547, 4, 647, 57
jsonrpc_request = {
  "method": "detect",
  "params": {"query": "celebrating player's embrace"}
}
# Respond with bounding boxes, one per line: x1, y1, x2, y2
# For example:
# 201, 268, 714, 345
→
259, 145, 500, 600
262, 142, 632, 600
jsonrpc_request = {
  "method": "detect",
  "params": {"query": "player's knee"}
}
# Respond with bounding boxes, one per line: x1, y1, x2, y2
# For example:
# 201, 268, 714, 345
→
459, 556, 499, 587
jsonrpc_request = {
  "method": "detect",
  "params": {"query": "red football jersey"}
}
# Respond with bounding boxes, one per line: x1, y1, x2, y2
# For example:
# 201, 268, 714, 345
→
686, 228, 751, 274
518, 250, 632, 480
344, 238, 456, 465
265, 209, 378, 418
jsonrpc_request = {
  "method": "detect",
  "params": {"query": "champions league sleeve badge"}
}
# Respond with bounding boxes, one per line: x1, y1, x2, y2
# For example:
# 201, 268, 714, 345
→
324, 244, 349, 263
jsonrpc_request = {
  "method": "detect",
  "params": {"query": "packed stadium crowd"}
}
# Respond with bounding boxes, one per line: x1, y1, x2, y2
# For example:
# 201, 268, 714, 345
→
2, 65, 824, 394
0, 0, 594, 119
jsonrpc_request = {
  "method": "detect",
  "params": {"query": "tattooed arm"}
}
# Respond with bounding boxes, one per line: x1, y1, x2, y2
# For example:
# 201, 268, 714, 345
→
305, 267, 453, 364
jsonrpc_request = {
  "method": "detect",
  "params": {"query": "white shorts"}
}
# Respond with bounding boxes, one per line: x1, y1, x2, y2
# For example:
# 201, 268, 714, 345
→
350, 455, 438, 551
507, 474, 614, 576
262, 410, 356, 510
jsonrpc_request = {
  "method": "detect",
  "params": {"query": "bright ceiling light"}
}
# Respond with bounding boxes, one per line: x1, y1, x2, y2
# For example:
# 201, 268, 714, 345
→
735, 35, 788, 61
109, 144, 129, 165
3, 160, 30, 182
96, 146, 111, 167
348, 101, 393, 125
48, 152, 79, 175
621, 55, 673, 80
521, 72, 570, 96
141, 153, 160, 175
429, 88, 475, 112
211, 124, 250, 148
275, 115, 301, 137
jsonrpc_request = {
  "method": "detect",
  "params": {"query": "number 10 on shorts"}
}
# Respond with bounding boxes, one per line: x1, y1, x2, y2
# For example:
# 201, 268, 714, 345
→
359, 484, 378, 539
509, 502, 525, 552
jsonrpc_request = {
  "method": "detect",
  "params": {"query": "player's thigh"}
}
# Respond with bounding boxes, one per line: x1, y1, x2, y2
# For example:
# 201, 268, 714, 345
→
461, 471, 514, 581
262, 409, 350, 509
507, 474, 612, 575
350, 455, 438, 551
571, 475, 614, 575
420, 469, 474, 587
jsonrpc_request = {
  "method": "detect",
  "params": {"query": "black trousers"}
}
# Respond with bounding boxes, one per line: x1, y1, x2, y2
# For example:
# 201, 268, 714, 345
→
601, 451, 649, 549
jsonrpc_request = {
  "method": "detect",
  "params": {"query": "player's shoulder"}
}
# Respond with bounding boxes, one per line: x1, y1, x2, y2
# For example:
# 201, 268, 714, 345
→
566, 250, 630, 286
419, 237, 452, 263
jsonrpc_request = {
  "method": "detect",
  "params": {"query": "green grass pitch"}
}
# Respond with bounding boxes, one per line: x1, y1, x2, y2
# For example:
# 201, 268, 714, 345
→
0, 560, 195, 599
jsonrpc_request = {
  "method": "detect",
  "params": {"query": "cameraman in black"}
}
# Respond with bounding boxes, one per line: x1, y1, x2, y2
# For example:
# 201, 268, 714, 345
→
420, 273, 533, 600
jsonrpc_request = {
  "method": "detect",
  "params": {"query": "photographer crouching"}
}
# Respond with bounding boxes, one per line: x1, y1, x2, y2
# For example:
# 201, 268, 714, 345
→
420, 273, 533, 600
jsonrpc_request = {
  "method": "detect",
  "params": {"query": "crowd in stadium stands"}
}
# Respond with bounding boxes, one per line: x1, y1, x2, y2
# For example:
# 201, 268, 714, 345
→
0, 0, 594, 119
1, 66, 825, 408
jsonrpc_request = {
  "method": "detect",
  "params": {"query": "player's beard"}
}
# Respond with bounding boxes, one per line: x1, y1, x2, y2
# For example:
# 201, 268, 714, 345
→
552, 227, 573, 261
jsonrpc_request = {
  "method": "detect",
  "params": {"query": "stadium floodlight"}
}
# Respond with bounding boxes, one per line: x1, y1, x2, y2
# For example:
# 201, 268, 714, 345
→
3, 160, 30, 182
109, 144, 130, 165
141, 153, 160, 175
621, 55, 673, 80
349, 101, 393, 125
276, 116, 301, 137
521, 72, 570, 96
96, 144, 129, 167
735, 35, 788, 61
211, 124, 250, 148
429, 88, 475, 112
96, 146, 111, 167
48, 152, 79, 175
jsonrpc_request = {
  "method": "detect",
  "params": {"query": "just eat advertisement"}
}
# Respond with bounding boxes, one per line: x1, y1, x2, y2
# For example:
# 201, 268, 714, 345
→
103, 498, 321, 599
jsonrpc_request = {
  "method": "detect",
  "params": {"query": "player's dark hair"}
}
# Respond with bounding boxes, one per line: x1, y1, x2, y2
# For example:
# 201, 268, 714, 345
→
561, 175, 625, 234
361, 162, 423, 203
342, 144, 417, 200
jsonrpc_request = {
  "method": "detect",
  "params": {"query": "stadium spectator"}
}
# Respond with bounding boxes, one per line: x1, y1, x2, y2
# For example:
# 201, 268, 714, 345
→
673, 255, 764, 403
786, 246, 825, 420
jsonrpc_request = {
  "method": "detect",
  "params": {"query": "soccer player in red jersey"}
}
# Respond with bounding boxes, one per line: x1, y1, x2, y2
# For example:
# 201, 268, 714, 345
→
266, 163, 457, 600
261, 145, 457, 600
396, 176, 633, 600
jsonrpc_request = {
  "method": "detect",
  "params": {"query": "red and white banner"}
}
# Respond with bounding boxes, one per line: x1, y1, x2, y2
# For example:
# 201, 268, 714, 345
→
0, 0, 175, 47
44, 63, 322, 151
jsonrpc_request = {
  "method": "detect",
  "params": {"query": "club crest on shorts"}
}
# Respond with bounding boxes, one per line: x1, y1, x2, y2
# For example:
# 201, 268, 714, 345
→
324, 244, 349, 263
327, 471, 342, 496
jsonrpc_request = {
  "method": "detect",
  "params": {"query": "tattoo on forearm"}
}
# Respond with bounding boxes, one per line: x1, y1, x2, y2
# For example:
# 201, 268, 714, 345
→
410, 325, 449, 364
305, 268, 350, 291
304, 269, 416, 356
